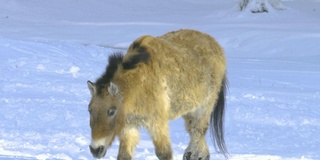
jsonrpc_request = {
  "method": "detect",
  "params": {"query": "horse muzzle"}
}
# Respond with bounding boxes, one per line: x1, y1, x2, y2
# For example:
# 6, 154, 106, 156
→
89, 145, 107, 159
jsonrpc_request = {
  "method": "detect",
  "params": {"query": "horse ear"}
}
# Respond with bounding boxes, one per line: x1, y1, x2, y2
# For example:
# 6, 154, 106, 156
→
87, 81, 96, 96
108, 82, 119, 96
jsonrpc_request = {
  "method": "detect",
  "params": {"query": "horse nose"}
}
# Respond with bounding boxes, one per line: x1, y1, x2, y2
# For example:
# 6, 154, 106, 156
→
89, 145, 106, 158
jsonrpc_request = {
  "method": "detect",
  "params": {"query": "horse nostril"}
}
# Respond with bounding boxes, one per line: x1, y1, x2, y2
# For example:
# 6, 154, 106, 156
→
98, 146, 105, 155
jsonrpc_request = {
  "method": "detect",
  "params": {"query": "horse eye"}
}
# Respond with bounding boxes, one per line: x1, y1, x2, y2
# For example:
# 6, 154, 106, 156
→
107, 107, 116, 117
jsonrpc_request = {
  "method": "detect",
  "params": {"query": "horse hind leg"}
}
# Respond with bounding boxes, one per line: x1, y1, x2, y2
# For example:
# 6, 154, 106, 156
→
183, 106, 212, 160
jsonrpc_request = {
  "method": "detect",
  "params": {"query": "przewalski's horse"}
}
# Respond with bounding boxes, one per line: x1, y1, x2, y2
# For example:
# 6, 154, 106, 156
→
87, 29, 227, 160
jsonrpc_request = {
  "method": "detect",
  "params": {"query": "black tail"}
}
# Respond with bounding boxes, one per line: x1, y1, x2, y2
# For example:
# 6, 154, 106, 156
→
210, 76, 228, 159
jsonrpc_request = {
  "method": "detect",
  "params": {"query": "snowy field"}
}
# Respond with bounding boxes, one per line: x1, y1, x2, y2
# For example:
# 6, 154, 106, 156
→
1, 0, 320, 159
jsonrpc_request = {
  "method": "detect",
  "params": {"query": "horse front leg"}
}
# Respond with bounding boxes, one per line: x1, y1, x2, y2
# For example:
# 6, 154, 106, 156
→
146, 120, 173, 160
117, 126, 140, 160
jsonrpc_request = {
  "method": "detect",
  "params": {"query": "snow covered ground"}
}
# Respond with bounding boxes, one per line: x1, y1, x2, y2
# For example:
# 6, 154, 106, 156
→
0, 0, 319, 159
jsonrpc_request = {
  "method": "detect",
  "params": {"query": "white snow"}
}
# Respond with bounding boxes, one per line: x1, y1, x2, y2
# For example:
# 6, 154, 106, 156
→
0, 0, 319, 159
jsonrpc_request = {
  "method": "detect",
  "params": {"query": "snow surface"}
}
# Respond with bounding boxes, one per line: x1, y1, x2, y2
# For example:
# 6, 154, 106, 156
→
0, 0, 320, 159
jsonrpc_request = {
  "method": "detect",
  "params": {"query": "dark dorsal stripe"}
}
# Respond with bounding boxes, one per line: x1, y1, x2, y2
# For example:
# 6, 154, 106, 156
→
123, 46, 150, 70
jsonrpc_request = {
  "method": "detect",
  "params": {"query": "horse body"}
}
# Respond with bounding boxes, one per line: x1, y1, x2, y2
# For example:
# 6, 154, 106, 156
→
87, 29, 227, 160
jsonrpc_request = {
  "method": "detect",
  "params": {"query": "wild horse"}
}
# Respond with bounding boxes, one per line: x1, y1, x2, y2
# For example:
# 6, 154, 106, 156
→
87, 29, 228, 160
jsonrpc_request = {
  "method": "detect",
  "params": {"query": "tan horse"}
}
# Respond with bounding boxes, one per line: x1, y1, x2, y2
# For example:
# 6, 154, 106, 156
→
87, 29, 227, 160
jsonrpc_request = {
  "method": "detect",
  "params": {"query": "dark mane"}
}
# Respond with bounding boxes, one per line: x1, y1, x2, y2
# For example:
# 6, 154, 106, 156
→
95, 49, 151, 95
96, 52, 123, 95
